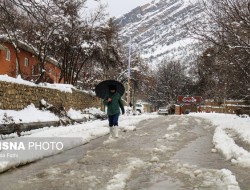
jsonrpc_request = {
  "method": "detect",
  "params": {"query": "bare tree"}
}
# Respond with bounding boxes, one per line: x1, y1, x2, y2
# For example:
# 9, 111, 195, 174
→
0, 0, 26, 77
147, 60, 192, 107
13, 0, 67, 83
75, 17, 124, 88
93, 18, 122, 79
188, 0, 250, 100
0, 0, 127, 88
51, 0, 92, 85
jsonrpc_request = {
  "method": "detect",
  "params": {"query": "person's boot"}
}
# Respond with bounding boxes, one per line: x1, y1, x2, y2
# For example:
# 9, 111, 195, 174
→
109, 127, 115, 138
114, 125, 119, 138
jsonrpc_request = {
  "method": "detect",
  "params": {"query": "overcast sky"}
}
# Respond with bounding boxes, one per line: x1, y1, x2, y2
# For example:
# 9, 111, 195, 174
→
86, 0, 153, 17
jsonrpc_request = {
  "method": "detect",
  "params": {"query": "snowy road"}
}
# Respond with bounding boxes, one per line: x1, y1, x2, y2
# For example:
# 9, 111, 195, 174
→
1, 115, 249, 190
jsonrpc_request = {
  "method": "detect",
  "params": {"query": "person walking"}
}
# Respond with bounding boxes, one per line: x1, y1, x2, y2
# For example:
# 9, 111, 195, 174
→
103, 85, 125, 138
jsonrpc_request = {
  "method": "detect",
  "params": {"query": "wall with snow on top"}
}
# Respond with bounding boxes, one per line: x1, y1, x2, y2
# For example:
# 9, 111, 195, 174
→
0, 76, 99, 111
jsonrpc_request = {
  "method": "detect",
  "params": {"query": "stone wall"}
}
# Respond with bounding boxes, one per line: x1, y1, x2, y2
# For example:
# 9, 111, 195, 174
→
201, 100, 250, 114
0, 81, 100, 110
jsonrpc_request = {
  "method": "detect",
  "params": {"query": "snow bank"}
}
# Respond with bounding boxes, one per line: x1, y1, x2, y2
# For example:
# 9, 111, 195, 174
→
0, 104, 59, 124
190, 113, 250, 168
67, 108, 86, 120
67, 107, 108, 120
84, 107, 105, 116
171, 160, 240, 189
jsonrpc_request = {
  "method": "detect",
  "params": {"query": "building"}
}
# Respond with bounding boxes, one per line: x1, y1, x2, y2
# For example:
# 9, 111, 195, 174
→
0, 38, 61, 83
176, 95, 204, 114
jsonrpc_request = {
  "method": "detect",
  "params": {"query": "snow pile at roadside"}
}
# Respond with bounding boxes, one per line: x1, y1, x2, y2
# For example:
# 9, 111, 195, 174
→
83, 107, 106, 117
0, 104, 59, 124
0, 120, 108, 173
66, 108, 92, 120
170, 160, 240, 189
190, 113, 250, 168
0, 104, 105, 124
67, 108, 83, 120
0, 113, 159, 173
84, 107, 103, 114
66, 107, 106, 120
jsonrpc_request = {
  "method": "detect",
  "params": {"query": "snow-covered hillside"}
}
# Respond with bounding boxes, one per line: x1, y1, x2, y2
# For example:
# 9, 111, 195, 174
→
115, 0, 205, 67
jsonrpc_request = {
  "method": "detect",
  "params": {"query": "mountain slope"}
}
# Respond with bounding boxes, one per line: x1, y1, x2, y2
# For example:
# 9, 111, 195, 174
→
115, 0, 205, 67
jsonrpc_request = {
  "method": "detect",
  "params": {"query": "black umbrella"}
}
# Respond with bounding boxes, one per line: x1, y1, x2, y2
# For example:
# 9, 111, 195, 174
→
95, 80, 125, 99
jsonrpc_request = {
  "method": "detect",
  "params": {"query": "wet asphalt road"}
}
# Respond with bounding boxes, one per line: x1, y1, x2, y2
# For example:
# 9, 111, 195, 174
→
1, 115, 249, 190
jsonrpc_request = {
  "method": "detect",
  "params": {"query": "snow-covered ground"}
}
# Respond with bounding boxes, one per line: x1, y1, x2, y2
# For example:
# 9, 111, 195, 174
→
0, 104, 59, 124
0, 107, 159, 173
0, 104, 107, 125
0, 111, 247, 189
190, 113, 250, 168
1, 105, 249, 190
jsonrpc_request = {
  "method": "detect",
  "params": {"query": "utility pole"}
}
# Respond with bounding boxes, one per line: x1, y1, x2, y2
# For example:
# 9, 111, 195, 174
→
127, 36, 132, 106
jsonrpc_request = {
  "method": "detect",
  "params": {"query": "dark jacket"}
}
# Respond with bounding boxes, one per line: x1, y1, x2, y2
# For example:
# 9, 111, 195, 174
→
103, 92, 125, 116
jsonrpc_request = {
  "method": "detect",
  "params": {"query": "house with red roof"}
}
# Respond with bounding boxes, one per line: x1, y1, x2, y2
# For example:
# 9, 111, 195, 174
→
0, 37, 62, 83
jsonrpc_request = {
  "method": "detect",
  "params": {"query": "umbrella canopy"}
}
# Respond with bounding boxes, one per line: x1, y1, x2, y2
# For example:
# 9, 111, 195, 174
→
95, 80, 125, 99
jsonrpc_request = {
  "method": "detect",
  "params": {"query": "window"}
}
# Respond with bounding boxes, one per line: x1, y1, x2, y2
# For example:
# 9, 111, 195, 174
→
49, 68, 52, 75
24, 58, 29, 67
6, 49, 10, 61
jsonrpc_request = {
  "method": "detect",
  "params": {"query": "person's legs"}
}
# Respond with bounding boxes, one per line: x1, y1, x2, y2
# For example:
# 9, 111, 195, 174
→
108, 115, 115, 138
113, 113, 119, 126
108, 115, 114, 127
113, 114, 120, 138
